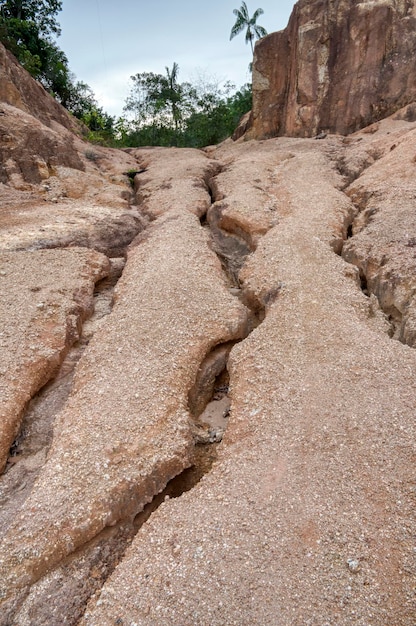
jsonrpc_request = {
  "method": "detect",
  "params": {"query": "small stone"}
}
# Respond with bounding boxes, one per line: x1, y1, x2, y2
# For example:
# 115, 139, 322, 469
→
347, 558, 360, 573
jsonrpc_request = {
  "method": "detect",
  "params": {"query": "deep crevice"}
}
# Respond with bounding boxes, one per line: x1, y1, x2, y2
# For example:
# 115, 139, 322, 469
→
336, 186, 404, 344
11, 443, 218, 626
359, 271, 369, 296
204, 176, 252, 289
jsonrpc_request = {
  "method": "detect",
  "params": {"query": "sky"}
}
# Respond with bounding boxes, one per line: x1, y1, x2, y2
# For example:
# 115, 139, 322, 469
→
57, 0, 296, 118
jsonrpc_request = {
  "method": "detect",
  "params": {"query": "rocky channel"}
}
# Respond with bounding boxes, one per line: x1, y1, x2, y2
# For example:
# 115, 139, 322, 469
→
1, 1, 416, 621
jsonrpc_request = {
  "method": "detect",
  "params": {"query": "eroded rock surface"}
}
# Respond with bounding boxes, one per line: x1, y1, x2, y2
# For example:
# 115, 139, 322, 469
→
126, 146, 220, 219
0, 203, 250, 622
342, 123, 416, 346
81, 125, 416, 626
0, 248, 109, 474
250, 0, 416, 138
1, 39, 416, 626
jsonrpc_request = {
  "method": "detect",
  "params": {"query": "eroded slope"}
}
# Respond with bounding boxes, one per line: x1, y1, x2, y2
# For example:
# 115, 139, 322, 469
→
1, 112, 416, 625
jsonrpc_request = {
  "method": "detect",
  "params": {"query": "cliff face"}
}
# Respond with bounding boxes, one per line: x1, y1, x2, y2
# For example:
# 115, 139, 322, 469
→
250, 0, 416, 138
0, 42, 80, 133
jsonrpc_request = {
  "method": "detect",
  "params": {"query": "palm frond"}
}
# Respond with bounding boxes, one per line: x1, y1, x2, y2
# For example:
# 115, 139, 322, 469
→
230, 12, 246, 40
252, 7, 264, 21
240, 1, 250, 20
254, 24, 268, 39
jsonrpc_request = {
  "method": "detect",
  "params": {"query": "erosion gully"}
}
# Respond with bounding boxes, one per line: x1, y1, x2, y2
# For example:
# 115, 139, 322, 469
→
0, 154, 266, 624
335, 152, 405, 344
2, 139, 404, 623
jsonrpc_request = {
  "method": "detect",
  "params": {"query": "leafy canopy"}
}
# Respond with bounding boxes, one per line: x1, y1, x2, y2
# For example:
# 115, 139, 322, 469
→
0, 0, 65, 90
122, 63, 252, 148
230, 1, 267, 54
0, 1, 62, 35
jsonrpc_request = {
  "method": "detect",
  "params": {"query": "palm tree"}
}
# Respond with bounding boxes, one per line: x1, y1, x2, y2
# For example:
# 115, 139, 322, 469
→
229, 2, 268, 55
165, 62, 182, 131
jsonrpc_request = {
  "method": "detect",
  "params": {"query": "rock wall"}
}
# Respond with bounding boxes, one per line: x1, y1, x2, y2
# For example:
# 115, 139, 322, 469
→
250, 0, 416, 138
0, 42, 80, 133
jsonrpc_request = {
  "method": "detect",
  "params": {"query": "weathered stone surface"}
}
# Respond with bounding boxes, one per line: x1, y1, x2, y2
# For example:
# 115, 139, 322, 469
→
2, 21, 416, 626
0, 109, 147, 255
81, 135, 416, 626
0, 103, 85, 186
0, 43, 149, 256
0, 248, 109, 474
126, 147, 221, 218
210, 141, 300, 250
0, 42, 80, 133
0, 209, 249, 617
250, 0, 416, 138
342, 120, 416, 346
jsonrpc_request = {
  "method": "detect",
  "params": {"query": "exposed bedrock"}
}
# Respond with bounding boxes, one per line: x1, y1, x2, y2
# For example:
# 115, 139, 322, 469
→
0, 208, 250, 617
2, 36, 416, 623
250, 0, 416, 138
82, 139, 416, 626
125, 146, 221, 219
0, 42, 80, 134
0, 248, 110, 474
342, 124, 416, 345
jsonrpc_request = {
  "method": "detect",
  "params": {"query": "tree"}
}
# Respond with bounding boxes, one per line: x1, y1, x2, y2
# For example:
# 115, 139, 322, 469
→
123, 64, 252, 149
229, 1, 267, 55
124, 63, 194, 134
0, 1, 62, 36
0, 0, 66, 90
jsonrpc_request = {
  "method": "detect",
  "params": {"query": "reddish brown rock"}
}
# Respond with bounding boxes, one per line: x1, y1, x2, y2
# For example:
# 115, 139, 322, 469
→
342, 119, 416, 346
126, 147, 220, 219
0, 209, 249, 617
2, 17, 416, 625
0, 103, 85, 186
250, 0, 416, 138
0, 248, 110, 474
0, 42, 80, 133
81, 136, 416, 626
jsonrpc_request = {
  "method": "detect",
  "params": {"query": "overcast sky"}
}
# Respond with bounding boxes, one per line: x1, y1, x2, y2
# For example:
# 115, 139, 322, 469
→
58, 0, 296, 118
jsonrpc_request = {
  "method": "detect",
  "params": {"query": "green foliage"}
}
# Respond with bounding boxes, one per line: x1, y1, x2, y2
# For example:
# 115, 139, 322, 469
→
64, 80, 115, 143
230, 1, 267, 54
0, 0, 62, 35
122, 65, 252, 148
124, 62, 195, 133
0, 0, 69, 98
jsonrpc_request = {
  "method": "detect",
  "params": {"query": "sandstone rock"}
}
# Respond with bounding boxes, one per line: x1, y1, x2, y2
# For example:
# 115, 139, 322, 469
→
209, 142, 295, 251
2, 21, 416, 626
342, 122, 416, 346
0, 248, 110, 474
81, 136, 416, 626
250, 0, 416, 138
0, 43, 149, 257
0, 209, 249, 617
125, 147, 221, 219
0, 104, 85, 186
0, 42, 80, 134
